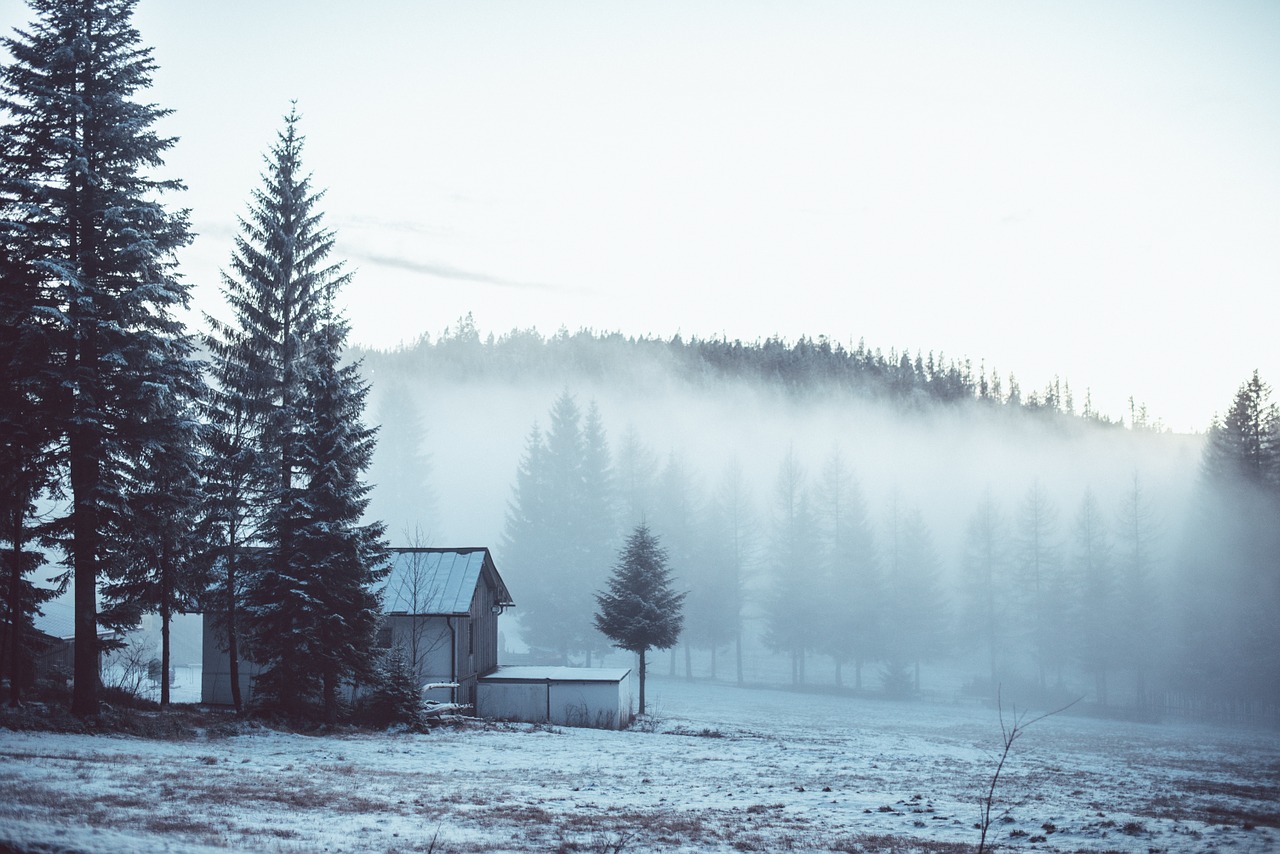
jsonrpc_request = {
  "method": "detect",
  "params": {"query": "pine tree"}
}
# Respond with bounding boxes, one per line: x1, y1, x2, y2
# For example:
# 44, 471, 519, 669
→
697, 460, 755, 682
578, 401, 618, 664
100, 374, 208, 706
812, 448, 879, 689
214, 109, 387, 719
595, 523, 685, 716
1070, 489, 1115, 706
1114, 473, 1159, 711
501, 393, 619, 664
1182, 372, 1280, 707
199, 361, 259, 714
1013, 480, 1062, 691
881, 498, 946, 694
649, 452, 702, 677
959, 490, 1008, 697
281, 300, 387, 723
0, 221, 59, 706
366, 382, 436, 540
763, 449, 818, 685
1, 0, 195, 717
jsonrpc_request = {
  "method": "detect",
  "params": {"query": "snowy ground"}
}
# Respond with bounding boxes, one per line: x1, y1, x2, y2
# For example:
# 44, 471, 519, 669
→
1, 678, 1277, 853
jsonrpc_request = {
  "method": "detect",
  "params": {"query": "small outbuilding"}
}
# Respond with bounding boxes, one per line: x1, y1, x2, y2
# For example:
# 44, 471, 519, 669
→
478, 665, 633, 730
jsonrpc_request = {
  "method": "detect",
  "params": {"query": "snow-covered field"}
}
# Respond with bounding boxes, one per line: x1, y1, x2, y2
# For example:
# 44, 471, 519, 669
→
2, 678, 1277, 853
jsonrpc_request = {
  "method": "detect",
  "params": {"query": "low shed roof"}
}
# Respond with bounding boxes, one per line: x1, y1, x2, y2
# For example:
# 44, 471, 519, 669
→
378, 547, 514, 616
482, 666, 631, 683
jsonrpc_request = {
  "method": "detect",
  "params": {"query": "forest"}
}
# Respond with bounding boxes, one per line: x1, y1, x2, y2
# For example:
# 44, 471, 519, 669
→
362, 325, 1280, 724
2, 0, 1277, 728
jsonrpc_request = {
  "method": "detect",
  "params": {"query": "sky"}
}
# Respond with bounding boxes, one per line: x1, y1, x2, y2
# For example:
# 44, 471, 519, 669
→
3, 1, 1279, 433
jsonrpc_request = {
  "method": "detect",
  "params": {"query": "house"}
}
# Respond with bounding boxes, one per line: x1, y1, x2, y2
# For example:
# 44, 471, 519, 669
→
377, 546, 514, 709
201, 546, 514, 708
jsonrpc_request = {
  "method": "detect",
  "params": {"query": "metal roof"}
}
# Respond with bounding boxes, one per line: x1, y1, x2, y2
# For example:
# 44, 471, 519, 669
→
481, 666, 631, 683
378, 547, 513, 616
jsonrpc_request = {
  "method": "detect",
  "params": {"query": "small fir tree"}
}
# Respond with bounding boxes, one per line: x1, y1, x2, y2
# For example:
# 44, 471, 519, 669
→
595, 523, 685, 716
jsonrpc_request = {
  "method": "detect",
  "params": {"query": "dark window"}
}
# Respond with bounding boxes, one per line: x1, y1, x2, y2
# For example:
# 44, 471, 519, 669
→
377, 625, 393, 649
468, 621, 475, 655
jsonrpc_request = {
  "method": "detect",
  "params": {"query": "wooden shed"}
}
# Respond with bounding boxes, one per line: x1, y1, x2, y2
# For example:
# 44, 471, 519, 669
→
478, 665, 633, 729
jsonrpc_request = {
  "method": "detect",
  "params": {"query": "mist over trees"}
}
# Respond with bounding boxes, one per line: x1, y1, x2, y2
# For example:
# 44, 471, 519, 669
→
361, 325, 1274, 724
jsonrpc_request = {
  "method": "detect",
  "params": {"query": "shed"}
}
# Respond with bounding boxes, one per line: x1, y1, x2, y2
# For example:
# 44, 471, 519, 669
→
478, 665, 633, 729
202, 546, 514, 709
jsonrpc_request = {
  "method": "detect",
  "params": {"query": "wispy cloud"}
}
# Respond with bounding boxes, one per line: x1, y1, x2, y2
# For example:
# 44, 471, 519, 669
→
345, 249, 567, 293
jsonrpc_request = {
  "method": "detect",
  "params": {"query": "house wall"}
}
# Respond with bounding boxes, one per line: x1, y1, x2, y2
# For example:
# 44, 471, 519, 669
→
388, 615, 454, 703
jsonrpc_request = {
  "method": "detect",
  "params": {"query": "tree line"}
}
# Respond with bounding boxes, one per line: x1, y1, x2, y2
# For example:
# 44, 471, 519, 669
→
500, 376, 1278, 722
0, 0, 385, 721
359, 315, 1158, 427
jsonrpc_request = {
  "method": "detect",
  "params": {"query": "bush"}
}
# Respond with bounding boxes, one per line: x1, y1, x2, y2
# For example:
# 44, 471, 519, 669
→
359, 649, 425, 728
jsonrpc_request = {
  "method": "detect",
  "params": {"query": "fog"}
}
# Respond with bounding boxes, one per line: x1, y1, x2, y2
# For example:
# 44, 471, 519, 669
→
365, 344, 1199, 555
353, 329, 1278, 721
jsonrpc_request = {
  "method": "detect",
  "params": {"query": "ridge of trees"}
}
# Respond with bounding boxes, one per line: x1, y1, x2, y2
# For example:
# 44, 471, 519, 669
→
359, 317, 1161, 429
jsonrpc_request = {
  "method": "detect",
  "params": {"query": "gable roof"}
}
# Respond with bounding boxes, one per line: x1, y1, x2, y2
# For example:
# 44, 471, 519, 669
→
378, 547, 514, 616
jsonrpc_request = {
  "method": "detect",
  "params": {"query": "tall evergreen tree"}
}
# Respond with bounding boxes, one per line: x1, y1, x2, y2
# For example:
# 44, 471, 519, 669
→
696, 460, 754, 682
271, 295, 387, 722
1114, 473, 1159, 711
212, 109, 387, 718
100, 376, 208, 706
813, 448, 879, 689
0, 224, 59, 706
1014, 480, 1063, 691
958, 489, 1008, 696
595, 523, 685, 716
881, 498, 946, 694
763, 449, 818, 685
1182, 372, 1280, 707
1, 0, 195, 717
1070, 489, 1115, 705
649, 452, 702, 677
366, 382, 436, 540
501, 393, 618, 664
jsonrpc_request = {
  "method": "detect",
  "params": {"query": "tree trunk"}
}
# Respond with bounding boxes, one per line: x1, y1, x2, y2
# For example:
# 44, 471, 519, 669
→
70, 429, 100, 719
227, 548, 242, 714
638, 648, 647, 716
160, 599, 171, 707
684, 644, 692, 681
7, 507, 25, 707
323, 671, 337, 724
735, 629, 744, 686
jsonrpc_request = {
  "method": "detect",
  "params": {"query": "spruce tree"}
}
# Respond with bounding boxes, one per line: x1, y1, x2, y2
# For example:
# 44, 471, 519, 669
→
100, 374, 208, 706
212, 109, 387, 718
959, 489, 1008, 697
595, 523, 685, 716
1, 0, 195, 717
501, 393, 618, 664
763, 450, 818, 685
813, 448, 879, 689
277, 298, 387, 723
1070, 489, 1115, 706
0, 225, 59, 706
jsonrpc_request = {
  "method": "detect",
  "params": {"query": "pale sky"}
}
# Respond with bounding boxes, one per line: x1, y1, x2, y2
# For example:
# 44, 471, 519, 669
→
4, 0, 1279, 432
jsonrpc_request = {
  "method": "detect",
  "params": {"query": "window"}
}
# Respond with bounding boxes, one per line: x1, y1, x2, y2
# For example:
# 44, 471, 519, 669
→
376, 625, 393, 650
